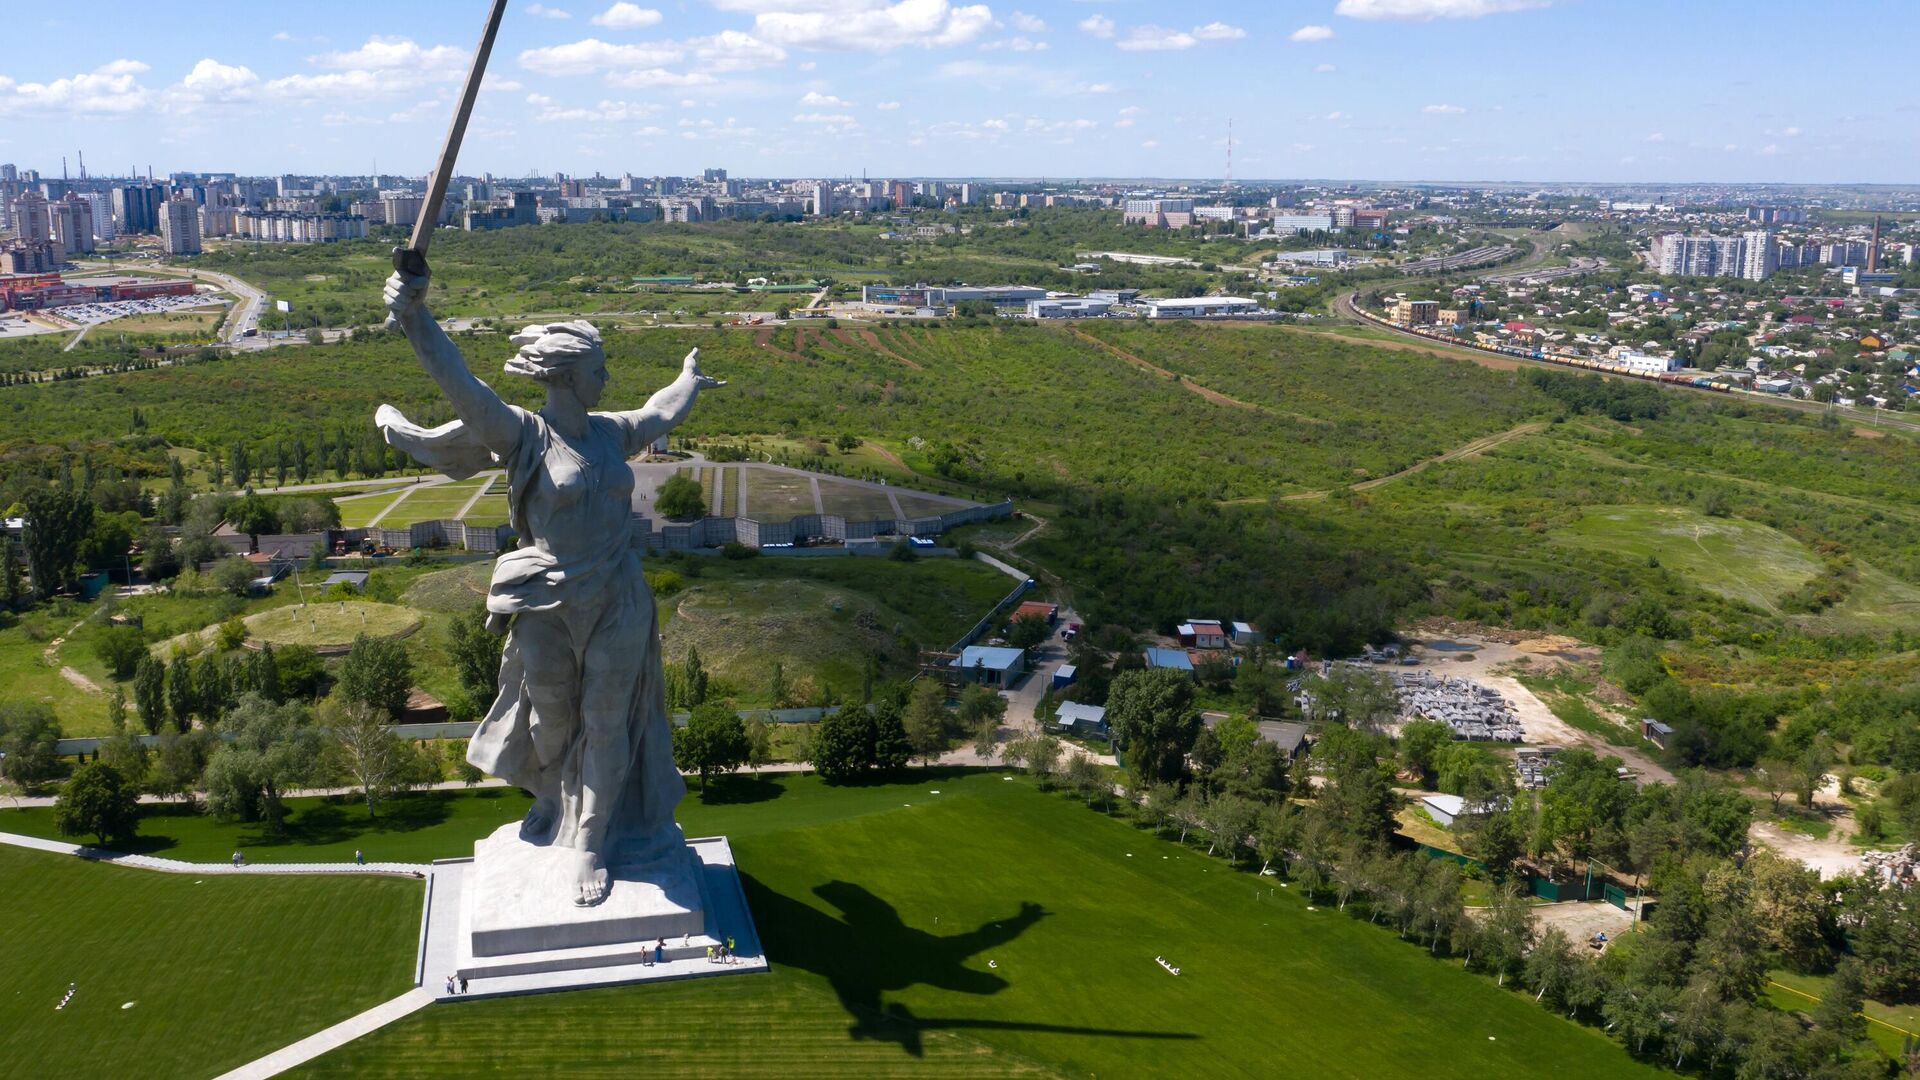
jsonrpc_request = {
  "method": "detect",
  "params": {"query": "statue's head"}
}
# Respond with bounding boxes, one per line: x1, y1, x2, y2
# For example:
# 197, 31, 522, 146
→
505, 321, 609, 406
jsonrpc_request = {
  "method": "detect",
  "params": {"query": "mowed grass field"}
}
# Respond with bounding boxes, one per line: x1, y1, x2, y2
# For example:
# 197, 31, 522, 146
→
335, 476, 495, 529
1550, 505, 1821, 614
0, 846, 419, 1080
291, 772, 1657, 1078
245, 600, 423, 650
656, 556, 1016, 704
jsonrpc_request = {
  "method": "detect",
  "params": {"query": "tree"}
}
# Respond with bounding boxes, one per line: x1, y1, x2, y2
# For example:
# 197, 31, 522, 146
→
92, 625, 147, 680
323, 699, 430, 819
680, 645, 710, 708
21, 486, 93, 598
1474, 882, 1536, 987
1791, 739, 1833, 808
0, 535, 22, 610
959, 684, 1005, 758
872, 702, 911, 772
202, 694, 323, 832
834, 432, 859, 453
1234, 648, 1288, 718
1005, 612, 1051, 652
0, 702, 62, 787
1755, 758, 1793, 814
1003, 732, 1061, 787
767, 662, 789, 708
54, 763, 139, 846
654, 472, 706, 519
1064, 753, 1105, 808
446, 608, 505, 700
275, 644, 326, 700
674, 700, 751, 792
1748, 850, 1834, 973
1254, 802, 1300, 875
1203, 792, 1259, 863
811, 705, 874, 783
1524, 927, 1582, 1010
338, 633, 413, 719
904, 679, 954, 764
212, 556, 255, 597
165, 656, 197, 731
1811, 957, 1869, 1053
227, 493, 278, 554
744, 715, 774, 774
1106, 668, 1201, 788
133, 654, 167, 734
1307, 667, 1399, 730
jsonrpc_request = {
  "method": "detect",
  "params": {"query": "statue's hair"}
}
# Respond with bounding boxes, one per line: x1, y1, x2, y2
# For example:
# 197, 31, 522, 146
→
503, 321, 603, 382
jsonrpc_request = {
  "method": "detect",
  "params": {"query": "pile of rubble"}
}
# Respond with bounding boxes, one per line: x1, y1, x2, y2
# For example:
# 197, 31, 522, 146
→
1862, 845, 1920, 886
1392, 671, 1523, 742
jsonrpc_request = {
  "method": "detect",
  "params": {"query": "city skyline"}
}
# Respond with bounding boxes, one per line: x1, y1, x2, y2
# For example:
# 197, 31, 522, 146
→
1, 0, 1916, 184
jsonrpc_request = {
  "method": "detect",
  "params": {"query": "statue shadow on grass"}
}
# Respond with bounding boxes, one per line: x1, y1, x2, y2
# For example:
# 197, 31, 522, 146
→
692, 773, 785, 805
741, 874, 1198, 1056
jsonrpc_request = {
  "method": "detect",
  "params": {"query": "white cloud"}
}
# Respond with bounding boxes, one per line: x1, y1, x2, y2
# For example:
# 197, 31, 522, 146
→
1335, 0, 1548, 19
519, 38, 678, 74
1115, 22, 1244, 51
1082, 82, 1116, 94
1292, 142, 1314, 152
1324, 111, 1347, 121
1290, 25, 1335, 42
1644, 132, 1664, 142
1193, 22, 1246, 41
1722, 143, 1739, 152
1140, 139, 1158, 148
1008, 11, 1048, 32
272, 31, 293, 41
605, 68, 719, 88
526, 3, 572, 17
753, 0, 993, 51
800, 90, 854, 106
164, 59, 262, 111
534, 97, 661, 122
1422, 103, 1466, 114
1118, 105, 1142, 116
876, 100, 901, 109
312, 36, 467, 72
1760, 143, 1781, 155
793, 111, 855, 123
0, 60, 152, 115
591, 3, 662, 29
981, 36, 1048, 52
1315, 62, 1337, 72
1079, 14, 1116, 39
1783, 125, 1800, 136
982, 118, 1009, 130
689, 30, 788, 71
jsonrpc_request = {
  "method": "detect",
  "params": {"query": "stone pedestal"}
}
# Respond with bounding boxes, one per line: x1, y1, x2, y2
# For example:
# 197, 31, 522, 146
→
467, 824, 704, 956
456, 823, 722, 981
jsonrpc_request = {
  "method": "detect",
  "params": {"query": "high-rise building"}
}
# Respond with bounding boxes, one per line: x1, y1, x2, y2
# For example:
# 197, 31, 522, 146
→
381, 193, 426, 228
48, 194, 95, 255
0, 163, 15, 183
158, 196, 202, 255
111, 184, 162, 234
1738, 229, 1775, 281
703, 167, 727, 183
1653, 232, 1774, 280
956, 183, 976, 205
78, 192, 114, 243
804, 181, 834, 217
11, 191, 50, 248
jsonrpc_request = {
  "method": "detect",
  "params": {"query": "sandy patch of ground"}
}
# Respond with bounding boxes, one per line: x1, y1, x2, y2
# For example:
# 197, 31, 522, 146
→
1533, 901, 1636, 950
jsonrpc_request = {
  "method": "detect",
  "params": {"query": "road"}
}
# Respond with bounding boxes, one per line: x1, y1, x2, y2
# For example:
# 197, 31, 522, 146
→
87, 259, 267, 344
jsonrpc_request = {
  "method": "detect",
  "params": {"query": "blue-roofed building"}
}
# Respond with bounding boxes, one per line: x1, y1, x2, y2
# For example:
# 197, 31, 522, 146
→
1053, 701, 1109, 738
1143, 647, 1194, 673
1051, 663, 1077, 690
950, 645, 1028, 687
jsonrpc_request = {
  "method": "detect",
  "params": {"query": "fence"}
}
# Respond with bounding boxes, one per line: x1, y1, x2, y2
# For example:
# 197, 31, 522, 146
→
639, 499, 1014, 553
948, 572, 1036, 653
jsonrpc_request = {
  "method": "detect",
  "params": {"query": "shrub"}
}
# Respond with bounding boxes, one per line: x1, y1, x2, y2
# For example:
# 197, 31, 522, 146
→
655, 472, 706, 519
92, 625, 148, 679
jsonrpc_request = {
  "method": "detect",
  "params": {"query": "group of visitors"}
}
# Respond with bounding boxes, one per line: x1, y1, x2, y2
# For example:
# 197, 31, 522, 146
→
443, 974, 469, 995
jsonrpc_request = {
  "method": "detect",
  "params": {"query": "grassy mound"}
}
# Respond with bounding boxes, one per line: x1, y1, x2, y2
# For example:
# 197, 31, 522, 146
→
400, 561, 494, 614
656, 557, 1014, 704
245, 601, 422, 650
1, 846, 417, 1080
1551, 505, 1820, 613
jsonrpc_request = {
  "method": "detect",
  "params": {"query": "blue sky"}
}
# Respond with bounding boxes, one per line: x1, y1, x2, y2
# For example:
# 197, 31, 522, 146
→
2, 0, 1914, 183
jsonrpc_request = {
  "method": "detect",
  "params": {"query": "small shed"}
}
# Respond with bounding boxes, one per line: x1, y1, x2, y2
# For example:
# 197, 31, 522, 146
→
1054, 701, 1109, 738
1231, 621, 1262, 645
1012, 600, 1059, 626
323, 571, 370, 593
1641, 718, 1673, 749
1144, 647, 1195, 673
1256, 721, 1311, 761
1051, 663, 1077, 690
1422, 794, 1467, 827
951, 645, 1027, 688
1177, 620, 1230, 650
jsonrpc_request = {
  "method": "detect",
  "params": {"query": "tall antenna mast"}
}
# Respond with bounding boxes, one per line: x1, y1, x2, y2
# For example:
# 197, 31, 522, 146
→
1225, 118, 1233, 188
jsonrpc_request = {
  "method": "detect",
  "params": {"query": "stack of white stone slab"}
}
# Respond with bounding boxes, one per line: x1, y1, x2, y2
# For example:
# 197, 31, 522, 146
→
421, 830, 765, 998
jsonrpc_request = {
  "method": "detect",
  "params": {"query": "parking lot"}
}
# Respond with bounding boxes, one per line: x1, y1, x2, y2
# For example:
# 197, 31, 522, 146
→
41, 292, 228, 327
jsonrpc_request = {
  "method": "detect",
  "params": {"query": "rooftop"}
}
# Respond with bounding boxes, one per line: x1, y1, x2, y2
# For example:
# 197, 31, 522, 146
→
952, 645, 1025, 672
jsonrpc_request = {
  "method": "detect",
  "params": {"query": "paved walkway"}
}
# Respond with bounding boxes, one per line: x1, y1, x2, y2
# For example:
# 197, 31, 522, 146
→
212, 988, 436, 1080
0, 830, 427, 876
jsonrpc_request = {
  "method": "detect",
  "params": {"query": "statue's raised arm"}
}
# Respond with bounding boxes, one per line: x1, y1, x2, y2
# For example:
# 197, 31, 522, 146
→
608, 348, 727, 457
383, 269, 522, 455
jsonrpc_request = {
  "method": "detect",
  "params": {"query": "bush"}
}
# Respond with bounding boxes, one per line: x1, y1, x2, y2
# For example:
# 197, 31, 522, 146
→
212, 557, 256, 597
337, 633, 413, 719
655, 472, 706, 519
720, 542, 757, 560
92, 625, 148, 679
215, 617, 248, 652
0, 702, 64, 787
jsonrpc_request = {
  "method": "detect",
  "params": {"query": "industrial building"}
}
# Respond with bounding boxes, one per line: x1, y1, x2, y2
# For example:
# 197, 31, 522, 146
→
1026, 297, 1112, 319
861, 283, 1046, 311
1141, 296, 1261, 319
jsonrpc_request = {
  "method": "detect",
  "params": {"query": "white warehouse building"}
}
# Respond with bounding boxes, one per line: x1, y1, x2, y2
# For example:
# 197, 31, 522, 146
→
1142, 296, 1262, 319
1027, 298, 1113, 319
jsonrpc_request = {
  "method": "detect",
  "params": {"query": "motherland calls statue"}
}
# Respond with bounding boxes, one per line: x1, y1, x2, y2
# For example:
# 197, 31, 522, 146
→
377, 267, 722, 907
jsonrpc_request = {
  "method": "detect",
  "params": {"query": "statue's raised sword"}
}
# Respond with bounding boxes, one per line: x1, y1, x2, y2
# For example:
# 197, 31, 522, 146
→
385, 0, 510, 327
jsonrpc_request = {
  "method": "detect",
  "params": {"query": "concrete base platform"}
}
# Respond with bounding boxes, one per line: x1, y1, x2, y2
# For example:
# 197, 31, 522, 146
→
467, 823, 705, 956
422, 835, 765, 999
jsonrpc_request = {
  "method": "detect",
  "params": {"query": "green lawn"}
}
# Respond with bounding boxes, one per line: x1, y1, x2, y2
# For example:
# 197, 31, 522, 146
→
1550, 505, 1821, 614
819, 479, 901, 521
245, 600, 422, 650
0, 845, 418, 1080
291, 771, 1656, 1078
742, 467, 820, 520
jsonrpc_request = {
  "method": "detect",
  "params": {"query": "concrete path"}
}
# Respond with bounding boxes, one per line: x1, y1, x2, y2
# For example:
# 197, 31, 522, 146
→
808, 474, 825, 515
886, 489, 905, 519
365, 482, 429, 527
734, 465, 748, 517
0, 830, 428, 877
211, 988, 436, 1080
452, 472, 503, 521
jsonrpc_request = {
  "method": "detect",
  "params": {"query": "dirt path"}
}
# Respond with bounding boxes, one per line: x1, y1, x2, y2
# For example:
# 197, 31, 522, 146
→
854, 328, 923, 370
1231, 421, 1546, 505
44, 614, 107, 699
1067, 328, 1267, 413
752, 327, 806, 361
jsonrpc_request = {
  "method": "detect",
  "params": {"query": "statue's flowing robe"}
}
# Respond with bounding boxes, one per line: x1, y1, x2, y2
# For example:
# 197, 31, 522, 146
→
376, 403, 685, 863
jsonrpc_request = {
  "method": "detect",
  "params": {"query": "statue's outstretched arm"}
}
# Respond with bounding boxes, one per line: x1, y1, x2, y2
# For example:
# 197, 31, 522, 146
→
385, 270, 521, 453
615, 348, 725, 450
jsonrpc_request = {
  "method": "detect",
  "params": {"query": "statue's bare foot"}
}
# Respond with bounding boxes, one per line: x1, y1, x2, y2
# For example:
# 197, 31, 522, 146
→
568, 848, 610, 906
520, 796, 559, 842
